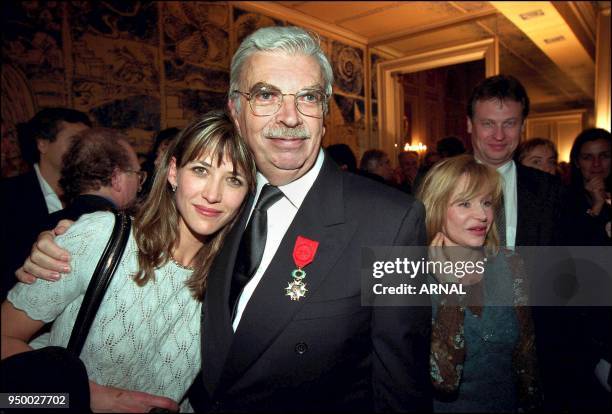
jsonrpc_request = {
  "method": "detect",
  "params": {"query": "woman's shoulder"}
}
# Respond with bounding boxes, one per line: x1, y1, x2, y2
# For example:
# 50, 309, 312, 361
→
57, 211, 123, 247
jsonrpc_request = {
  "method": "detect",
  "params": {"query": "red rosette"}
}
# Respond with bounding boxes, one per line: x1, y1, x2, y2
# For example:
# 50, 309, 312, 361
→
292, 236, 319, 269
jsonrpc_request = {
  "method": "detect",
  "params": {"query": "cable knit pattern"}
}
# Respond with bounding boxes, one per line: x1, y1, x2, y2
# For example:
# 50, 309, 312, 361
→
8, 212, 201, 411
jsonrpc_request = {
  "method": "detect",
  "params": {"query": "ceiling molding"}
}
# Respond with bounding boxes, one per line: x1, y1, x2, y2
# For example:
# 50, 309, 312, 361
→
552, 1, 596, 59
493, 2, 594, 98
334, 2, 404, 25
449, 1, 586, 102
232, 1, 368, 46
369, 8, 498, 47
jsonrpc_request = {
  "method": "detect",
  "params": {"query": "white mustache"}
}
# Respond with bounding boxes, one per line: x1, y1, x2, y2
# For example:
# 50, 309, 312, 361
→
264, 126, 310, 139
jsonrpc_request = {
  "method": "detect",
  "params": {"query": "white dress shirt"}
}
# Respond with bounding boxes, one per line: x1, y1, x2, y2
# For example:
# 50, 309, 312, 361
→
496, 160, 518, 249
34, 163, 62, 213
232, 149, 325, 331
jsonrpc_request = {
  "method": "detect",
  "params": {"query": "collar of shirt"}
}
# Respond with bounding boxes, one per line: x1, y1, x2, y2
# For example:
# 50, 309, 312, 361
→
254, 148, 325, 210
496, 159, 514, 179
34, 163, 62, 213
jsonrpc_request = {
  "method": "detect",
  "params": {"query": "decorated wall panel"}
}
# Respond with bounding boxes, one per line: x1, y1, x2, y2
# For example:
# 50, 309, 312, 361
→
2, 1, 376, 177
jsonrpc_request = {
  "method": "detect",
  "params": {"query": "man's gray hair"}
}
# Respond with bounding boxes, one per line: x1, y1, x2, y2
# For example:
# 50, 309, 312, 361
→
229, 26, 334, 112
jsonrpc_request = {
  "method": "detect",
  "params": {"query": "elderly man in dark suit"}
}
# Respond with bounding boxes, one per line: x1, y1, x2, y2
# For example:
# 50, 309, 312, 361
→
16, 27, 432, 412
191, 26, 431, 413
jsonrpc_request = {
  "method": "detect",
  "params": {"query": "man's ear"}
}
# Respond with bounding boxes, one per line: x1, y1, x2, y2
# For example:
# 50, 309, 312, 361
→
37, 138, 49, 155
466, 116, 473, 134
227, 99, 242, 135
111, 168, 123, 192
167, 156, 178, 188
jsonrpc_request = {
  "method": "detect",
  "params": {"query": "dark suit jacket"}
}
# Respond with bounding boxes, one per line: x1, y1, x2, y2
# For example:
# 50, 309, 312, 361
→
1, 170, 50, 300
192, 155, 432, 413
515, 163, 564, 246
43, 194, 116, 230
514, 164, 585, 411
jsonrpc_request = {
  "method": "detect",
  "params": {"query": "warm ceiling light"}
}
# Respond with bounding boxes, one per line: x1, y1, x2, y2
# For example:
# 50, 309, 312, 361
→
543, 35, 566, 44
519, 9, 545, 20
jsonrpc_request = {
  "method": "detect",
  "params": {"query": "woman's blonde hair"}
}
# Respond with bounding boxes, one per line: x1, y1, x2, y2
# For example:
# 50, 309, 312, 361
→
133, 110, 256, 300
416, 154, 502, 250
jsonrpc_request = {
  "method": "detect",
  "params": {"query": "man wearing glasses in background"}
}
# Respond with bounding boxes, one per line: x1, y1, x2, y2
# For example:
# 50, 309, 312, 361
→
44, 127, 144, 227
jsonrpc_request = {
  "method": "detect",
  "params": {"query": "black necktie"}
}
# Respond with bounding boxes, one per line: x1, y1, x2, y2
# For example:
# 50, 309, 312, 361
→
229, 184, 284, 312
496, 193, 506, 247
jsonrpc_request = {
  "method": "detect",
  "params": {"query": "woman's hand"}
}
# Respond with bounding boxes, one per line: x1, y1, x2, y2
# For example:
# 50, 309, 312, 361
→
15, 220, 74, 284
428, 232, 483, 285
89, 381, 179, 413
585, 176, 607, 214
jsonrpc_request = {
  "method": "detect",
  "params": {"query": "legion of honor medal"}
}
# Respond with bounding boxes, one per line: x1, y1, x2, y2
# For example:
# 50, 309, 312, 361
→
286, 236, 319, 301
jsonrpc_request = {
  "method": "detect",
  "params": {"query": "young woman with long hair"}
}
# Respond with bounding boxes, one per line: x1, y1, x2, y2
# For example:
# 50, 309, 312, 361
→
1, 110, 255, 412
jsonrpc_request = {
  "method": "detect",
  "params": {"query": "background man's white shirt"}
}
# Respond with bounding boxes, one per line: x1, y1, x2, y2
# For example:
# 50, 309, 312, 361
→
34, 163, 62, 213
496, 160, 517, 248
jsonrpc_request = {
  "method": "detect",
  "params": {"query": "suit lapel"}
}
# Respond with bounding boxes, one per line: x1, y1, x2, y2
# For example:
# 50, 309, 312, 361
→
516, 164, 536, 246
202, 193, 255, 395
217, 156, 357, 391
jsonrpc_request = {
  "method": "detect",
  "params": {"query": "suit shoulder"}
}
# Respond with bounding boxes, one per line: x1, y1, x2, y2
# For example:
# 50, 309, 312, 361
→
517, 164, 563, 193
1, 171, 41, 204
342, 171, 422, 212
1, 171, 38, 191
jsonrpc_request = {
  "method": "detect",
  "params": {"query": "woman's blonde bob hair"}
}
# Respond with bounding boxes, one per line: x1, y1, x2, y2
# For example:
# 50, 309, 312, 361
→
133, 110, 256, 300
416, 154, 502, 251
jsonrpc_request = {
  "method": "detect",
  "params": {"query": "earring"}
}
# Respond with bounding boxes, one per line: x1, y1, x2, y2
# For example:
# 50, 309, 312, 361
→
171, 184, 177, 192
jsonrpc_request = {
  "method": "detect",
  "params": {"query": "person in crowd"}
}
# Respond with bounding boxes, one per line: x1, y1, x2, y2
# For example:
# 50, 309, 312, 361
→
0, 108, 91, 300
564, 128, 611, 245
467, 74, 574, 412
466, 75, 564, 247
563, 128, 612, 412
413, 151, 442, 193
17, 26, 431, 413
141, 127, 180, 197
1, 111, 255, 412
418, 154, 540, 412
436, 136, 466, 159
44, 128, 144, 228
395, 150, 419, 193
359, 148, 394, 184
326, 143, 357, 173
515, 138, 558, 176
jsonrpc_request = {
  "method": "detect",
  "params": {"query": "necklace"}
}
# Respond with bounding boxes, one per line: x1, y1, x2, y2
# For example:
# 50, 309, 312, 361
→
170, 256, 195, 271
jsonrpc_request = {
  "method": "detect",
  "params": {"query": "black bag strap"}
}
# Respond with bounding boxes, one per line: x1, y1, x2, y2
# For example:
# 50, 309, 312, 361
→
67, 211, 132, 356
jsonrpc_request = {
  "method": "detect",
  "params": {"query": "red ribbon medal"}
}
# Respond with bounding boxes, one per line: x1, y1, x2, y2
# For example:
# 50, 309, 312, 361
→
286, 236, 319, 301
293, 236, 319, 269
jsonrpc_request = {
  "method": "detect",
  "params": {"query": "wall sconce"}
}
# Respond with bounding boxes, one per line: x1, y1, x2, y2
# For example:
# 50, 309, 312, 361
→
403, 142, 427, 153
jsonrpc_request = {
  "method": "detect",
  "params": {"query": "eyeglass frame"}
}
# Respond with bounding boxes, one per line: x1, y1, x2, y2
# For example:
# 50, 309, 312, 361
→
232, 83, 329, 119
123, 169, 147, 186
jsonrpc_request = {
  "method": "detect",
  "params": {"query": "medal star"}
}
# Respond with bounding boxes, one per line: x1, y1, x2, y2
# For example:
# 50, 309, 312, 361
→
285, 281, 308, 301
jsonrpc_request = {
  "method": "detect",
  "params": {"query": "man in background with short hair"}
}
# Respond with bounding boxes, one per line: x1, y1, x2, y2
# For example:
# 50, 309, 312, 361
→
45, 127, 143, 229
1, 108, 90, 300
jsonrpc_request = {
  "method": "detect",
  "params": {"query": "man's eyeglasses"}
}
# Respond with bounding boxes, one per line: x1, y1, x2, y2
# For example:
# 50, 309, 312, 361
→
233, 83, 328, 118
124, 169, 147, 186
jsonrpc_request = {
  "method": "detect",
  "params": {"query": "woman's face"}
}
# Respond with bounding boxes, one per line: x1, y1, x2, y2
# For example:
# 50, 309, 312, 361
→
577, 138, 611, 182
168, 152, 249, 243
521, 145, 557, 175
443, 174, 494, 247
